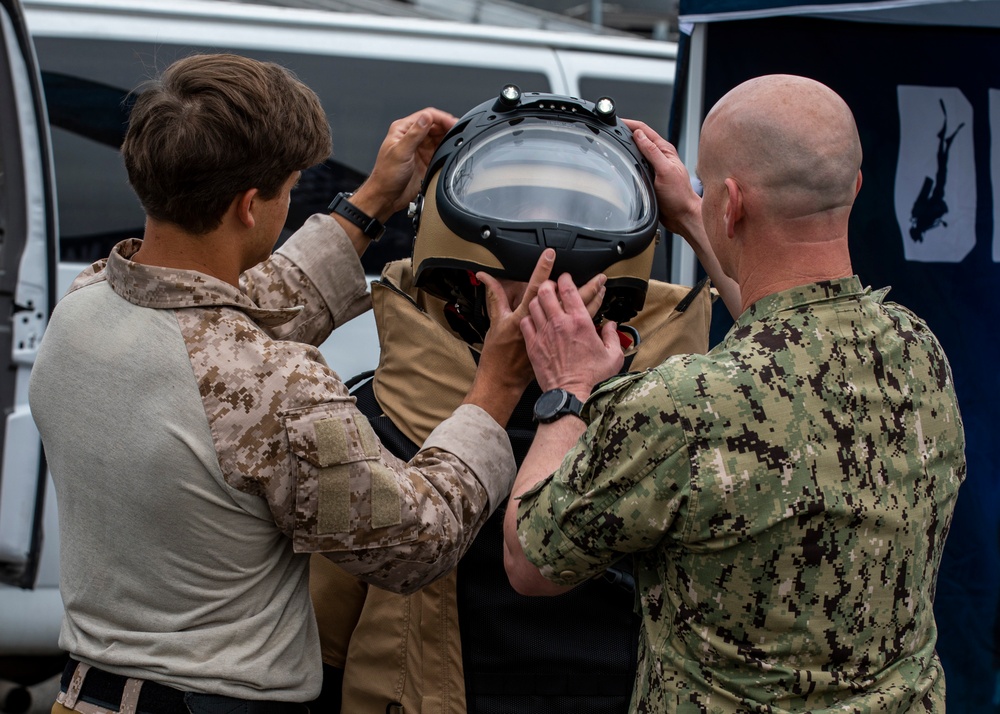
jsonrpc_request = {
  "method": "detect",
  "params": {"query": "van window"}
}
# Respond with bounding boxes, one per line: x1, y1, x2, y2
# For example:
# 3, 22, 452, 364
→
32, 36, 551, 271
578, 76, 672, 138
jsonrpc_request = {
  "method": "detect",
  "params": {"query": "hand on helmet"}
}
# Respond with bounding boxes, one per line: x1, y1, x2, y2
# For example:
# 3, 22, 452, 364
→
351, 108, 458, 224
520, 273, 624, 397
622, 118, 702, 239
577, 273, 608, 321
476, 250, 557, 393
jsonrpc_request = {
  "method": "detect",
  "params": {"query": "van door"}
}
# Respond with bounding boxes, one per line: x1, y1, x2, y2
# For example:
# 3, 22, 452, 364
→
0, 0, 56, 592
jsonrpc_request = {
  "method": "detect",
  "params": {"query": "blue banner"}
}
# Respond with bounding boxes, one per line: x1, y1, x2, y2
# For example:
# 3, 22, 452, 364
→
679, 0, 905, 19
695, 17, 1000, 712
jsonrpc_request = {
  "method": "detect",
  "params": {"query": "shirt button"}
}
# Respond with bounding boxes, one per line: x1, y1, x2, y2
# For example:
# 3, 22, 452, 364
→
559, 570, 576, 579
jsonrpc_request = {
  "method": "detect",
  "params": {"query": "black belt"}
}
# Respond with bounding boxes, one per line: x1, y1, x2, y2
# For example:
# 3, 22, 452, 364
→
61, 659, 309, 714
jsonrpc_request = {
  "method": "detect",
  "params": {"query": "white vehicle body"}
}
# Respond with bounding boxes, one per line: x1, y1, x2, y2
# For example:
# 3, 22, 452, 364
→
0, 0, 679, 689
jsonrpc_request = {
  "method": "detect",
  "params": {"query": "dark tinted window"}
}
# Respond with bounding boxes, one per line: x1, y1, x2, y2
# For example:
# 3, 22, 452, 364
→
578, 76, 671, 137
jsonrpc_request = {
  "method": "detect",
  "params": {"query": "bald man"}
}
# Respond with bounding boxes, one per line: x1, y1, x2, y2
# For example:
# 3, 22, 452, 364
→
503, 75, 966, 713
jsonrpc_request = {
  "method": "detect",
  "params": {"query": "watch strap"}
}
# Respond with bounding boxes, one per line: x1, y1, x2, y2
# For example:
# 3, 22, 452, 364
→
328, 192, 386, 241
562, 392, 585, 421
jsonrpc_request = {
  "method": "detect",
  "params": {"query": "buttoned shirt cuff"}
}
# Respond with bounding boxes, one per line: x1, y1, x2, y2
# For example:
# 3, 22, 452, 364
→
276, 214, 370, 328
420, 403, 516, 513
516, 479, 605, 587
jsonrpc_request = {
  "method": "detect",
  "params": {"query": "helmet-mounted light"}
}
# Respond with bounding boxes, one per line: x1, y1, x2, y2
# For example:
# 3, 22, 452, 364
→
495, 84, 522, 109
595, 96, 616, 123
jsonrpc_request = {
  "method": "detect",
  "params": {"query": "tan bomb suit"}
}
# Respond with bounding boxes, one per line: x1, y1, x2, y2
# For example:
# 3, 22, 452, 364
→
310, 259, 715, 713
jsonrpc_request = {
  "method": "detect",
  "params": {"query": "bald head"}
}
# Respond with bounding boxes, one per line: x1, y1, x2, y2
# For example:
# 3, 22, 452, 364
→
698, 75, 862, 219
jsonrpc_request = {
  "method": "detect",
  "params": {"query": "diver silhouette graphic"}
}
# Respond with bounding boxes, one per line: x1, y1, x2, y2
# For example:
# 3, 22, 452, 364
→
909, 99, 965, 242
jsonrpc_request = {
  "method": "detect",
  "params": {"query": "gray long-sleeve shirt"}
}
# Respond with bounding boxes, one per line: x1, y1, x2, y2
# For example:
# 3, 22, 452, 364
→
29, 215, 515, 701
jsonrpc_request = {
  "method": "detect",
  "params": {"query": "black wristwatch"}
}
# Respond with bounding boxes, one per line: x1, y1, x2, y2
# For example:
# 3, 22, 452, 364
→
533, 388, 585, 424
328, 192, 386, 242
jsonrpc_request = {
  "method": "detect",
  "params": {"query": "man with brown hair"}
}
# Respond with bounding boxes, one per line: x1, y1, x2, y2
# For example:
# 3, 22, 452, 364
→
29, 53, 550, 714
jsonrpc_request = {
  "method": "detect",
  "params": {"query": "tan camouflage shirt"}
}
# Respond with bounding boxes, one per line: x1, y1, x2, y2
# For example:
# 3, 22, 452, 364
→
99, 218, 514, 589
517, 277, 966, 714
30, 214, 514, 699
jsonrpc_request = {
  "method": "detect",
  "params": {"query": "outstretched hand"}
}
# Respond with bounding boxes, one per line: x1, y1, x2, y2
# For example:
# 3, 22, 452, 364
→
520, 273, 624, 398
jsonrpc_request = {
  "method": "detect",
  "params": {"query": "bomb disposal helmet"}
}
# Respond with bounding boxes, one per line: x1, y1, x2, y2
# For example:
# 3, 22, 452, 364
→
410, 85, 659, 343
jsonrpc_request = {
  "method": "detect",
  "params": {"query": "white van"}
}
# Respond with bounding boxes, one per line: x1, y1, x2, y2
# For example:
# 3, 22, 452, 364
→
0, 0, 679, 698
24, 0, 679, 380
0, 0, 63, 697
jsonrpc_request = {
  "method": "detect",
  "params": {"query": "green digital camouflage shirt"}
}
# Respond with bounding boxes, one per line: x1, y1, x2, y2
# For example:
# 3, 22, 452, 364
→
517, 277, 966, 714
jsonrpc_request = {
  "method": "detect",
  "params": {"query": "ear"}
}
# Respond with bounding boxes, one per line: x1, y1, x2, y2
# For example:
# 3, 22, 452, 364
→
855, 169, 863, 196
723, 177, 743, 239
235, 188, 259, 229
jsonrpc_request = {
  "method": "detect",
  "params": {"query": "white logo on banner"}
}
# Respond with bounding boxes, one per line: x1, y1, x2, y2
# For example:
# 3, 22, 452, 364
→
895, 86, 975, 262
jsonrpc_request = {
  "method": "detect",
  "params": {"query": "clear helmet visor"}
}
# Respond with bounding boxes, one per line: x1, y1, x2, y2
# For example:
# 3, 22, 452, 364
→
445, 120, 653, 233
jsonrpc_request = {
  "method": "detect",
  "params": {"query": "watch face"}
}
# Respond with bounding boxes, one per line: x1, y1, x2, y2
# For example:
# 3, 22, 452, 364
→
535, 389, 567, 419
535, 388, 579, 423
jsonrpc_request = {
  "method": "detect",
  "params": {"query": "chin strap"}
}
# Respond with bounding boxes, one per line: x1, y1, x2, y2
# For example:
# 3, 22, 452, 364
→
441, 271, 490, 345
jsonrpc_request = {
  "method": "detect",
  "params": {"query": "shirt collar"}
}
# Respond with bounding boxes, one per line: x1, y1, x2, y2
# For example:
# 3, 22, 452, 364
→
734, 276, 869, 329
102, 239, 303, 328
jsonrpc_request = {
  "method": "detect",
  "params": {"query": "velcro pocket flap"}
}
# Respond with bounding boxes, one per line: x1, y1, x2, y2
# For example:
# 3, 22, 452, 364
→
284, 403, 412, 552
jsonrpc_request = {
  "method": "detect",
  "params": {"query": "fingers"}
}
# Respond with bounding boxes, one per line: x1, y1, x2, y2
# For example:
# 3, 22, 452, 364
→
393, 109, 439, 153
519, 313, 537, 348
577, 273, 607, 319
516, 249, 555, 315
632, 129, 670, 170
623, 118, 668, 149
555, 272, 588, 315
529, 270, 604, 328
417, 107, 458, 132
477, 271, 511, 324
600, 319, 621, 351
378, 108, 456, 168
623, 119, 681, 174
601, 320, 626, 372
623, 117, 654, 138
527, 249, 556, 287
532, 278, 563, 320
391, 107, 455, 134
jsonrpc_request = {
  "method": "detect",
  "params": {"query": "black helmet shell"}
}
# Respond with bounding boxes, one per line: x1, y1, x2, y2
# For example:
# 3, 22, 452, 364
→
411, 85, 659, 338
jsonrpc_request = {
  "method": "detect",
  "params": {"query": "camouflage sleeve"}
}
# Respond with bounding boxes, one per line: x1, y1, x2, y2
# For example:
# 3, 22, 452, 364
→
287, 403, 515, 594
183, 300, 515, 595
241, 214, 370, 346
516, 368, 692, 586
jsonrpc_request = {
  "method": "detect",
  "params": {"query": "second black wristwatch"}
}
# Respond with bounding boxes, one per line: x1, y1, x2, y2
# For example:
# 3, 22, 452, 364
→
533, 388, 585, 424
328, 192, 386, 242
